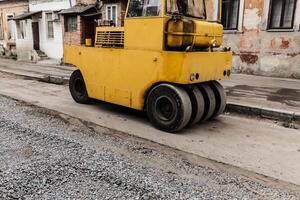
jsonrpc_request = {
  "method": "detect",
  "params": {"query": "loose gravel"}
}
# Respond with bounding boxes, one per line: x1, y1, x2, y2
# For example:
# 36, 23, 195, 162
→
0, 95, 299, 200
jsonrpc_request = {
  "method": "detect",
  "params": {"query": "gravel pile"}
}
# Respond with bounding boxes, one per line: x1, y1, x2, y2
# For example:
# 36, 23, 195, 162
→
0, 95, 299, 200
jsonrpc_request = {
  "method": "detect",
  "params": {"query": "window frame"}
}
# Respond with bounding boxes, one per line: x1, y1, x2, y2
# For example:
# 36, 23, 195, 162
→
126, 0, 162, 18
46, 12, 54, 39
64, 15, 78, 33
0, 20, 3, 40
267, 0, 298, 30
221, 0, 241, 30
106, 4, 118, 25
16, 20, 26, 39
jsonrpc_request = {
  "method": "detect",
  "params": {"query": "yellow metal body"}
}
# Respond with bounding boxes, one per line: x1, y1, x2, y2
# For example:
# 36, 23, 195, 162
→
64, 2, 232, 111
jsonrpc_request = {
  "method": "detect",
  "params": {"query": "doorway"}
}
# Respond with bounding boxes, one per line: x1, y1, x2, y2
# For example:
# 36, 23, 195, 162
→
32, 22, 39, 50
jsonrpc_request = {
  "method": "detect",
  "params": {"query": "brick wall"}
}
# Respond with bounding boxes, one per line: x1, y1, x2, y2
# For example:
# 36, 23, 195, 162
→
62, 15, 83, 46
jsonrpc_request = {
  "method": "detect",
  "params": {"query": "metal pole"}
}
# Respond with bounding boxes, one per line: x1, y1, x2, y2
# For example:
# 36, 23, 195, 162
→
69, 0, 72, 7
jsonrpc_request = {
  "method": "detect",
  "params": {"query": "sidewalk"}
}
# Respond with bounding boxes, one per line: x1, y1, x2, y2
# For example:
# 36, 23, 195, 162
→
0, 58, 75, 84
221, 74, 300, 122
0, 58, 299, 122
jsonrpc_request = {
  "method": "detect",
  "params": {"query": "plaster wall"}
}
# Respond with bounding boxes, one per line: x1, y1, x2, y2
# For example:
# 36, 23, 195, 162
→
15, 19, 37, 61
28, 0, 76, 60
29, 0, 76, 12
211, 0, 300, 79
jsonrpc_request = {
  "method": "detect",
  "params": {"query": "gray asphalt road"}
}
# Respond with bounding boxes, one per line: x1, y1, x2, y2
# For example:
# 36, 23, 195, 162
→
0, 95, 299, 200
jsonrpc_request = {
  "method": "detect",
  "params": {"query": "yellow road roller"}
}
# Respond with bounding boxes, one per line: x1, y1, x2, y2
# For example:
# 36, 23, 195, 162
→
64, 0, 232, 132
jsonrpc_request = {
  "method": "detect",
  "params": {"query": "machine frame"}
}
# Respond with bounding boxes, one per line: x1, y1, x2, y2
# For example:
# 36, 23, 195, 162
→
65, 0, 232, 132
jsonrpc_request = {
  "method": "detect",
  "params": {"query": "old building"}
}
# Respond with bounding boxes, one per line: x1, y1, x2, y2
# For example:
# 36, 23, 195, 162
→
219, 0, 300, 78
13, 0, 76, 62
60, 0, 127, 47
99, 0, 128, 27
60, 4, 100, 46
0, 0, 28, 51
62, 0, 299, 79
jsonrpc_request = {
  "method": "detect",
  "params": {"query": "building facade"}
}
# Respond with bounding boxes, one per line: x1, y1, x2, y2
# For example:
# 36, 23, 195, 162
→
14, 0, 76, 62
218, 0, 300, 78
61, 0, 127, 47
3, 0, 299, 79
62, 0, 300, 79
0, 0, 28, 51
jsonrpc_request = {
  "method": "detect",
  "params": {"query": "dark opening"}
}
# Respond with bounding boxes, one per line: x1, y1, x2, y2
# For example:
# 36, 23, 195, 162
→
268, 0, 297, 29
221, 0, 240, 30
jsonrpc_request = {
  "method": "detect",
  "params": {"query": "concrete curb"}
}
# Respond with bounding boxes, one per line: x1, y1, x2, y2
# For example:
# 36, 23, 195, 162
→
39, 75, 69, 85
226, 103, 299, 122
0, 70, 69, 85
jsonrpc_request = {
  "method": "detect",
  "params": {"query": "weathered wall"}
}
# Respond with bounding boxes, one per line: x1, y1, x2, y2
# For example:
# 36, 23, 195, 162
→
29, 0, 76, 11
0, 0, 28, 49
76, 0, 97, 4
29, 0, 76, 60
15, 18, 37, 61
215, 0, 300, 79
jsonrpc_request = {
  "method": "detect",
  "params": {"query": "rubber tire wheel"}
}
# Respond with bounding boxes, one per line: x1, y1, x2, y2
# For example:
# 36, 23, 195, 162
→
147, 84, 192, 133
69, 70, 90, 104
197, 83, 216, 121
209, 81, 227, 119
186, 86, 205, 125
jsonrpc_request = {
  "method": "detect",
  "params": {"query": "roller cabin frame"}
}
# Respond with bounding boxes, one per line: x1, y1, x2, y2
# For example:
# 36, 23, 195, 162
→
65, 0, 232, 132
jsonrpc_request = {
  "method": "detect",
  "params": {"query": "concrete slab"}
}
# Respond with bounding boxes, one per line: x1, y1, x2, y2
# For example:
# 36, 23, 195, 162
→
0, 75, 300, 186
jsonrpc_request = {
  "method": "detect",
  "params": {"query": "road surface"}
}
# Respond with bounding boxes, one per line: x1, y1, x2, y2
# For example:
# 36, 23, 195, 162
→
0, 95, 299, 199
0, 72, 299, 186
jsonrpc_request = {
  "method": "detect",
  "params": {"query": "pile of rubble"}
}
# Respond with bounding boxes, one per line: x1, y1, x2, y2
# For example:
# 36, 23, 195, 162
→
0, 44, 17, 60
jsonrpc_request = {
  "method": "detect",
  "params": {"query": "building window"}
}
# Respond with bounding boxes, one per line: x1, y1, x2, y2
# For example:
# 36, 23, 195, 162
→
221, 0, 240, 30
65, 16, 77, 32
7, 15, 15, 40
46, 13, 54, 39
17, 20, 26, 39
0, 21, 4, 40
268, 0, 297, 29
106, 4, 118, 26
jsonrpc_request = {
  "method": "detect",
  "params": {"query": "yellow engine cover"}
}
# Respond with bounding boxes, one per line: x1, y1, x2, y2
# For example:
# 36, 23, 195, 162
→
166, 19, 223, 49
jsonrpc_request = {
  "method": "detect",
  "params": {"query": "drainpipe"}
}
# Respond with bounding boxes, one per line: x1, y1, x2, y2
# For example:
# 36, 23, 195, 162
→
69, 0, 72, 7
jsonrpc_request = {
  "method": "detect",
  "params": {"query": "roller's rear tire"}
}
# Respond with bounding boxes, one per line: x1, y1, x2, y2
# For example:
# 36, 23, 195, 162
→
146, 84, 192, 133
186, 86, 205, 125
209, 81, 227, 119
197, 83, 216, 121
69, 70, 90, 104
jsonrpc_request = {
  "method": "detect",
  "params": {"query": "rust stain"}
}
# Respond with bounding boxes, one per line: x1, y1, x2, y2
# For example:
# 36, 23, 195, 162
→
240, 54, 259, 64
238, 30, 259, 49
270, 38, 276, 48
287, 52, 300, 57
205, 0, 214, 20
280, 37, 290, 49
271, 52, 282, 56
